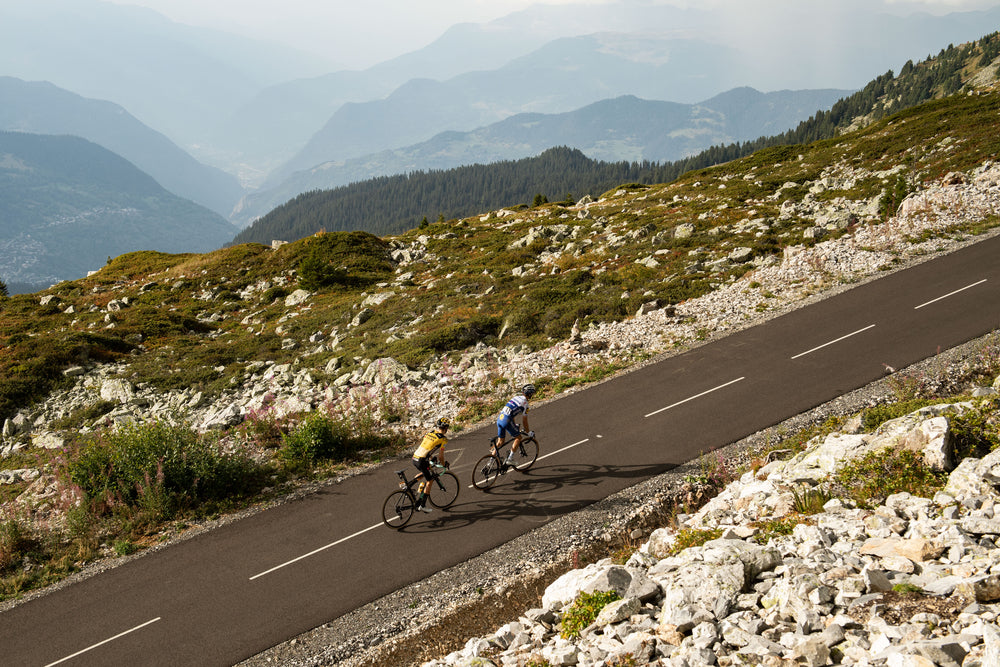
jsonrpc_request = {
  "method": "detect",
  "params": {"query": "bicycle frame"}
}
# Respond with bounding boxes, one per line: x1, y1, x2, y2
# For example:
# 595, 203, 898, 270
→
395, 461, 446, 494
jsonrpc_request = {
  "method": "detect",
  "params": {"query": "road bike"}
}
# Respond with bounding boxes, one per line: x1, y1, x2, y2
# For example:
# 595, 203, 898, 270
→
471, 429, 539, 490
381, 459, 459, 529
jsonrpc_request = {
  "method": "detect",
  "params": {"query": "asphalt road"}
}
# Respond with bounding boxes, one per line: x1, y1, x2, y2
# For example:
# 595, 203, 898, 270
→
3, 234, 999, 666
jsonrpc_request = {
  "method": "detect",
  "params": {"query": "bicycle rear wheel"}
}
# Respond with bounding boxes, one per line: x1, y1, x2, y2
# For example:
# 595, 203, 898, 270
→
511, 436, 539, 471
472, 454, 502, 490
382, 489, 415, 528
428, 471, 460, 508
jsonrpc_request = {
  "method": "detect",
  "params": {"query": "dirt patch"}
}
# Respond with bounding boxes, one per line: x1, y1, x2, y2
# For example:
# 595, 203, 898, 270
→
848, 590, 970, 625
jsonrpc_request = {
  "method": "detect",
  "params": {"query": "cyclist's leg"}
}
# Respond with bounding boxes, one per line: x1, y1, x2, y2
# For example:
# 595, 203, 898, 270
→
412, 457, 432, 505
494, 421, 509, 453
500, 422, 520, 463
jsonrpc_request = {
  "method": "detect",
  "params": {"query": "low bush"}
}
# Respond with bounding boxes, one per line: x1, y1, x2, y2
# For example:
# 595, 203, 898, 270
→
65, 421, 269, 521
279, 410, 406, 473
421, 315, 501, 352
666, 527, 723, 556
750, 515, 813, 544
860, 398, 945, 431
832, 447, 947, 508
950, 398, 1000, 458
0, 518, 35, 574
280, 412, 351, 472
560, 590, 621, 638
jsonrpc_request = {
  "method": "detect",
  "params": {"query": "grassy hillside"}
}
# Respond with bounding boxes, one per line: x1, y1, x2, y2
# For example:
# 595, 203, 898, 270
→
4, 86, 1000, 426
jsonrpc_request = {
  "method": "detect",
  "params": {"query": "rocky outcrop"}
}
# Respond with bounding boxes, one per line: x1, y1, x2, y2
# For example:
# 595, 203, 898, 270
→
425, 397, 1000, 667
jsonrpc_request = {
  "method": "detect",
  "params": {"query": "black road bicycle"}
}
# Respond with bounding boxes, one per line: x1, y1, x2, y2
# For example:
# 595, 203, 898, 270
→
381, 459, 459, 529
471, 429, 539, 490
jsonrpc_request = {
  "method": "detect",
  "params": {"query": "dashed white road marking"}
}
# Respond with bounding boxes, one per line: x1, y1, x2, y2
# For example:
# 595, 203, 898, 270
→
536, 438, 591, 462
914, 279, 987, 310
45, 617, 161, 667
644, 377, 746, 418
790, 325, 876, 360
465, 438, 592, 488
250, 524, 382, 580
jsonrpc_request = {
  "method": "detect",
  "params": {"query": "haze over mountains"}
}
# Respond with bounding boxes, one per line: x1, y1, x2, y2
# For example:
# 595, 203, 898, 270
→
0, 77, 243, 217
231, 88, 851, 228
2, 0, 1000, 290
0, 131, 236, 287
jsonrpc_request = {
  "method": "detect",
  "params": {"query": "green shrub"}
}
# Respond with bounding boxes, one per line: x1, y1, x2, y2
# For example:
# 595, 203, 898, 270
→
666, 527, 723, 556
751, 515, 812, 544
66, 421, 268, 519
792, 486, 833, 514
261, 286, 289, 304
278, 410, 405, 473
421, 315, 501, 352
298, 251, 351, 291
0, 519, 34, 573
560, 590, 621, 638
114, 539, 139, 556
951, 398, 1000, 458
860, 398, 944, 431
892, 582, 924, 594
832, 447, 946, 508
280, 411, 350, 471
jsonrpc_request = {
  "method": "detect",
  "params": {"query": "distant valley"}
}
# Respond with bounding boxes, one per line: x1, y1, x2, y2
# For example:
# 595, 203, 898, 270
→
0, 131, 237, 290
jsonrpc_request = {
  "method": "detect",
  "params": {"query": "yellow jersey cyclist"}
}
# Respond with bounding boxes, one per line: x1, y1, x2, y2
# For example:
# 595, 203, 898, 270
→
412, 417, 450, 512
494, 384, 535, 468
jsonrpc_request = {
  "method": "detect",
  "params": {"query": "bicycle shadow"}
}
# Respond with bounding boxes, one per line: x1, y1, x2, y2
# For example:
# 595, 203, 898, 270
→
473, 460, 674, 497
396, 461, 674, 533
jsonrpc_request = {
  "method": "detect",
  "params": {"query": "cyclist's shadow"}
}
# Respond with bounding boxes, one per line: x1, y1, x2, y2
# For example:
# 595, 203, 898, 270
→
478, 461, 673, 496
399, 461, 673, 533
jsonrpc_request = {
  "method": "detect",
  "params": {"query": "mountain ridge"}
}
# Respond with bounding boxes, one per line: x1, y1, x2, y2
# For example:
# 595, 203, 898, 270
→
233, 88, 851, 228
0, 76, 245, 217
0, 131, 238, 288
234, 32, 999, 242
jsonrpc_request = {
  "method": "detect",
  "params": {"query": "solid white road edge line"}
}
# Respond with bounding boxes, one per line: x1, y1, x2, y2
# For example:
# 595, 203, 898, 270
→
44, 617, 161, 667
644, 377, 746, 418
790, 325, 876, 360
250, 524, 382, 581
914, 278, 987, 310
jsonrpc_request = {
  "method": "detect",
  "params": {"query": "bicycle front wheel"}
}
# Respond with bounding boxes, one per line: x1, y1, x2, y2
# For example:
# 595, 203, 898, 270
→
472, 454, 502, 490
428, 471, 460, 508
511, 436, 539, 471
382, 489, 415, 528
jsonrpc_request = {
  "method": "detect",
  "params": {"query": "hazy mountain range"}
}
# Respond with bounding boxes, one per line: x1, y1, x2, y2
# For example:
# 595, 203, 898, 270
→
0, 131, 237, 287
2, 0, 1000, 289
231, 87, 851, 227
0, 77, 243, 217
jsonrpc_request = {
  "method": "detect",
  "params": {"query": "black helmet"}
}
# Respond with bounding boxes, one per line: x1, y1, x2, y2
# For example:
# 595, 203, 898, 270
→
435, 417, 450, 430
522, 383, 536, 397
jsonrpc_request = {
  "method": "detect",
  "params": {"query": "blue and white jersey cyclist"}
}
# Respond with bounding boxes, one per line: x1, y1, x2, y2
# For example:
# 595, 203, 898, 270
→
495, 383, 535, 465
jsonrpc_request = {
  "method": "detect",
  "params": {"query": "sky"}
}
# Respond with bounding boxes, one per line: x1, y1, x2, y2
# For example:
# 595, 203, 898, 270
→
106, 0, 1000, 69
